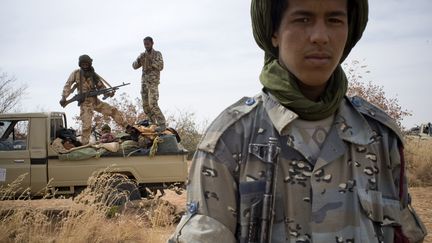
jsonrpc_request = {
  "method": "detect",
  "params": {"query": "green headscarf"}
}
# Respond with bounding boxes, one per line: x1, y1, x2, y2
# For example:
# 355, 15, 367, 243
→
251, 0, 369, 120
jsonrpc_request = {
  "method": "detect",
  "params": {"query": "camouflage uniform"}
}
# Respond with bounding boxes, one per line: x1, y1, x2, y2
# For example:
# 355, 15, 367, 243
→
62, 70, 126, 144
170, 92, 427, 243
132, 49, 166, 127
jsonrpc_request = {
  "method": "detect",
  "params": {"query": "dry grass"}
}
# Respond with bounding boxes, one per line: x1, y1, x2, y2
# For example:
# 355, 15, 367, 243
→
405, 137, 432, 187
0, 171, 181, 243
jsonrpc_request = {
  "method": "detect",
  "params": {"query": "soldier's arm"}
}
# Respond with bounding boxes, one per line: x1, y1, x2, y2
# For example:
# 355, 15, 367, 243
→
389, 134, 427, 241
132, 54, 142, 70
62, 71, 77, 99
169, 148, 238, 243
152, 51, 164, 71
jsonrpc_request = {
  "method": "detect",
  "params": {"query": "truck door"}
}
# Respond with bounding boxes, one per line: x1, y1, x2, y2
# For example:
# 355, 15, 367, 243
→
0, 119, 31, 193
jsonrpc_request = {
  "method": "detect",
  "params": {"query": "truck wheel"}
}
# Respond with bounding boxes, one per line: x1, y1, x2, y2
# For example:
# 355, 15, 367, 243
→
100, 174, 141, 206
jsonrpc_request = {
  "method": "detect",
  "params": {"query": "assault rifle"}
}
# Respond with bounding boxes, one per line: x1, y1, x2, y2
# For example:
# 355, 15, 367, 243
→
247, 137, 280, 243
62, 82, 130, 107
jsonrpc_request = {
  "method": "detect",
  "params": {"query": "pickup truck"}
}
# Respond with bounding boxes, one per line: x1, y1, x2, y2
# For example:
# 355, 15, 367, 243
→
0, 112, 188, 198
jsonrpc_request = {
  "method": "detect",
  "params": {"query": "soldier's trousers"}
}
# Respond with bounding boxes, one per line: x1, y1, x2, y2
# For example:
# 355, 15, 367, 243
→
141, 77, 166, 127
80, 98, 126, 144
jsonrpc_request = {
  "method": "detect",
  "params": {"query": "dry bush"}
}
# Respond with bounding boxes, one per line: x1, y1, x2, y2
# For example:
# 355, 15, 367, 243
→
166, 110, 207, 160
0, 171, 179, 243
344, 60, 411, 129
0, 174, 31, 201
404, 137, 432, 187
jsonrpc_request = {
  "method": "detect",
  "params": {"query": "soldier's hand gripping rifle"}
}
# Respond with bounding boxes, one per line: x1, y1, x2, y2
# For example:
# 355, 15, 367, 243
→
60, 82, 130, 107
247, 137, 280, 243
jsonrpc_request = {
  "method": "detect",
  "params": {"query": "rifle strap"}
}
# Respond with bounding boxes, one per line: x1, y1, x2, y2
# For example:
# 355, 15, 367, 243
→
99, 75, 112, 88
78, 70, 83, 95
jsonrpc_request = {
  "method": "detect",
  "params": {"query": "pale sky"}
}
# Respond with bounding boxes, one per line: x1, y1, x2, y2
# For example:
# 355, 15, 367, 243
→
0, 0, 431, 129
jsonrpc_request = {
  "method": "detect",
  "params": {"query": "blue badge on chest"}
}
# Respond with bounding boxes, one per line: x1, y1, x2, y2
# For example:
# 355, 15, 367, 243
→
187, 201, 199, 215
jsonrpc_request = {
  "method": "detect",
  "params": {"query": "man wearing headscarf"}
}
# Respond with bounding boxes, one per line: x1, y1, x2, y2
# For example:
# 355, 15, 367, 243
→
169, 0, 426, 242
60, 54, 126, 145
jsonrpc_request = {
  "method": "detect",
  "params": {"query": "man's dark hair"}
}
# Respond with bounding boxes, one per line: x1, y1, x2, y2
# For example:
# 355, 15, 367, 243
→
271, 0, 289, 33
143, 36, 153, 43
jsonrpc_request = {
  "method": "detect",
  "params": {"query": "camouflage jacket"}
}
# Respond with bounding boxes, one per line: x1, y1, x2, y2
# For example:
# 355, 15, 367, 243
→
132, 49, 163, 76
61, 69, 107, 99
169, 92, 426, 243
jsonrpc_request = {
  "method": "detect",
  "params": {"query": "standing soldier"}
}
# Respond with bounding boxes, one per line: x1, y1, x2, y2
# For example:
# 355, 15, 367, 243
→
169, 0, 427, 242
59, 54, 126, 144
132, 36, 166, 131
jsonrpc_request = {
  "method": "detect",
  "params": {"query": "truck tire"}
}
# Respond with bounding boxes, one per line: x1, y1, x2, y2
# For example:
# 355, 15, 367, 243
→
99, 174, 141, 206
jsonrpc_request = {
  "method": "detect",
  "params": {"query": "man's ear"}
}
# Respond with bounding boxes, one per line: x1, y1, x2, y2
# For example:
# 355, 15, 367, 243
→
272, 33, 279, 48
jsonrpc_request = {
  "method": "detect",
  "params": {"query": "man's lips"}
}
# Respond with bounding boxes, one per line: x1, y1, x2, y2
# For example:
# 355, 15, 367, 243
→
304, 52, 332, 66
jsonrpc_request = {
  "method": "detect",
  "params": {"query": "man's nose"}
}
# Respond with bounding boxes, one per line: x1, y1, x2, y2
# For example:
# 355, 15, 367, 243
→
309, 21, 329, 45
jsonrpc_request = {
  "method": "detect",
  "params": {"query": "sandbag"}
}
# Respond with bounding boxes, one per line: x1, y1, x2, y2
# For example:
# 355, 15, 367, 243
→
58, 147, 102, 161
120, 140, 139, 151
157, 134, 181, 153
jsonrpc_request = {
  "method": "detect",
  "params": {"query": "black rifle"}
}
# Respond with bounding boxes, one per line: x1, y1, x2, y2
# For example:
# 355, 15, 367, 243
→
247, 137, 280, 243
63, 82, 130, 107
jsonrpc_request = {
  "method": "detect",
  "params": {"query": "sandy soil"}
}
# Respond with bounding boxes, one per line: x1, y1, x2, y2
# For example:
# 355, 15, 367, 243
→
409, 187, 432, 243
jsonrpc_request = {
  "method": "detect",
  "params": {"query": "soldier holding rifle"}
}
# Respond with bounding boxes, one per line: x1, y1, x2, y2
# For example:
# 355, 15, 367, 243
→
60, 54, 127, 144
170, 0, 426, 242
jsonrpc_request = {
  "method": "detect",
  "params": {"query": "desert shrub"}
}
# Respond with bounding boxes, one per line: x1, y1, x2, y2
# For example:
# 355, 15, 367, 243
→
404, 138, 432, 187
166, 110, 207, 159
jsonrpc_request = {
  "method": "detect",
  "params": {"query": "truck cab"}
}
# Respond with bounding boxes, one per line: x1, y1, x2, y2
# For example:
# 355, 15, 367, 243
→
0, 112, 188, 197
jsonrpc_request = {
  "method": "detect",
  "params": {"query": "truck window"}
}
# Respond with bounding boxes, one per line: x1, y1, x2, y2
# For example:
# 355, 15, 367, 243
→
50, 118, 65, 141
0, 120, 29, 151
422, 125, 429, 135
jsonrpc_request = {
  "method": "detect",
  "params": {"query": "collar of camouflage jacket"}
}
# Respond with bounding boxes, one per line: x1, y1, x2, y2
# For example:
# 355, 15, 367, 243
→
263, 93, 375, 145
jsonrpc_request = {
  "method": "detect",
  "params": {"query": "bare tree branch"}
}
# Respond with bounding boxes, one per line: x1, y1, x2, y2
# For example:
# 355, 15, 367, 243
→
0, 71, 28, 113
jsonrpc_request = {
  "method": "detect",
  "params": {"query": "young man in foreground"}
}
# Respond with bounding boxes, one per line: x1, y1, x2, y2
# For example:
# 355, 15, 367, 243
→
170, 0, 427, 242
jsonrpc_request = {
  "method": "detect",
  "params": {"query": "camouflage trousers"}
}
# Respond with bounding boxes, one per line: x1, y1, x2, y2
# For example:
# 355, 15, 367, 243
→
141, 75, 166, 127
80, 98, 126, 144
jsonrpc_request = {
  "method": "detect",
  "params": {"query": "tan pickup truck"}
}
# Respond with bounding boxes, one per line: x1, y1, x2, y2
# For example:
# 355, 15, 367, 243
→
0, 112, 188, 198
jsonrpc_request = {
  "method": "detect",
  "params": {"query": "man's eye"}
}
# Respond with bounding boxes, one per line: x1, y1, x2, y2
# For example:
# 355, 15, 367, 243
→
294, 17, 310, 23
328, 18, 345, 24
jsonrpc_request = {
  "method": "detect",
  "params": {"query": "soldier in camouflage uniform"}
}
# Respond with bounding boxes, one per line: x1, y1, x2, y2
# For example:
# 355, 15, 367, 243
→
132, 36, 166, 130
170, 0, 427, 242
60, 55, 126, 145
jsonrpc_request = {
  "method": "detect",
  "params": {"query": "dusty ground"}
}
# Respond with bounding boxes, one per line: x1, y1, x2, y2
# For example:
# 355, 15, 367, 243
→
409, 187, 432, 243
